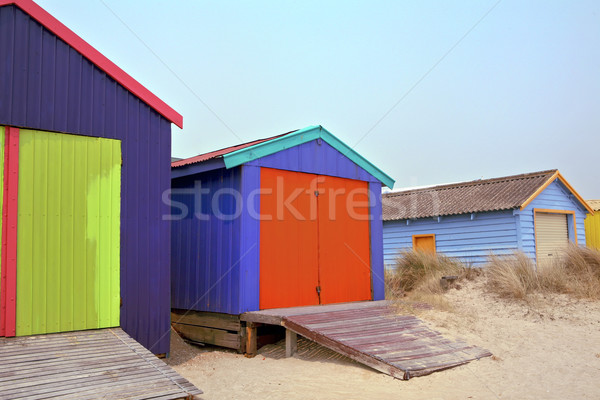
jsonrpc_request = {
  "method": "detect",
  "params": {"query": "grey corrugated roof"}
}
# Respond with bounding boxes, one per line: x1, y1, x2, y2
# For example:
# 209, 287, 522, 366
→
587, 200, 600, 211
382, 170, 558, 221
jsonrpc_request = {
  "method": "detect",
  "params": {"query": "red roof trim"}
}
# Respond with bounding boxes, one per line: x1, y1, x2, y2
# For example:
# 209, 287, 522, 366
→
1, 0, 183, 128
172, 131, 295, 168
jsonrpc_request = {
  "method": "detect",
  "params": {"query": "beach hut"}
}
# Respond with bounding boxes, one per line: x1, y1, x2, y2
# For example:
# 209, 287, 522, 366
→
584, 200, 600, 250
170, 125, 394, 350
382, 170, 593, 267
0, 0, 181, 354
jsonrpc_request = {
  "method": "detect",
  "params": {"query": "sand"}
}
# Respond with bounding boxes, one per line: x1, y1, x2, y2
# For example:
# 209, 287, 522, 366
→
167, 279, 600, 399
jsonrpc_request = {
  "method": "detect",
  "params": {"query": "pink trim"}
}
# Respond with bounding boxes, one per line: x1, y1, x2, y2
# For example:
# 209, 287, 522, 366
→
2, 127, 19, 337
0, 129, 8, 336
0, 0, 183, 128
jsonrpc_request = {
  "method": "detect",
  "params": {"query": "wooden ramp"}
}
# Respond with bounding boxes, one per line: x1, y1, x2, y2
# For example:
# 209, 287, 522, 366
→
242, 301, 491, 379
0, 328, 202, 399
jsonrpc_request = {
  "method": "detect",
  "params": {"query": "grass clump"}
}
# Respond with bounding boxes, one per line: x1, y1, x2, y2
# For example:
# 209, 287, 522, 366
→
486, 245, 600, 300
386, 251, 474, 310
559, 245, 600, 299
487, 252, 539, 299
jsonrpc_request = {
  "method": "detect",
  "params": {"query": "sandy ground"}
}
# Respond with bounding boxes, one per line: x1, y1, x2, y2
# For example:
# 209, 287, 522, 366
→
167, 279, 600, 400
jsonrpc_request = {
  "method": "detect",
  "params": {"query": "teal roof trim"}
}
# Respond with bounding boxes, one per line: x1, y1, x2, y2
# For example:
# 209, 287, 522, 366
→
222, 125, 395, 188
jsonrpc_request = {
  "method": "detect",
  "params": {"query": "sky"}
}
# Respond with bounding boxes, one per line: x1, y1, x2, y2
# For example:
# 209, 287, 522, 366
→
35, 0, 600, 198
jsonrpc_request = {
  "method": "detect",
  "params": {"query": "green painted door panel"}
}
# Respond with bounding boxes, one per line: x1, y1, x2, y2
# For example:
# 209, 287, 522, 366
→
16, 130, 121, 336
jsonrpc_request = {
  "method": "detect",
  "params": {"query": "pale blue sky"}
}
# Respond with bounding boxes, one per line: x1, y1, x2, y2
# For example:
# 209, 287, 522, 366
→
36, 1, 599, 198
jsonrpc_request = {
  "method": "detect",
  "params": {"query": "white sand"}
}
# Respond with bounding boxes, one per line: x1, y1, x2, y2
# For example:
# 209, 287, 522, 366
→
167, 279, 600, 399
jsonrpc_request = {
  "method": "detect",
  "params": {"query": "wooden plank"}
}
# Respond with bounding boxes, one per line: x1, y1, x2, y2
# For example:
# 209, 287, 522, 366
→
239, 312, 284, 325
245, 322, 257, 357
172, 322, 240, 349
276, 302, 491, 380
238, 322, 247, 354
0, 357, 146, 381
0, 331, 117, 348
240, 300, 389, 323
282, 318, 407, 379
285, 329, 297, 358
171, 309, 241, 331
0, 343, 144, 366
0, 328, 202, 399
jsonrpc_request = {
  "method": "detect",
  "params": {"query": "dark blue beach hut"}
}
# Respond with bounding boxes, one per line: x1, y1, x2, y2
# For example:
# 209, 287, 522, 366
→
0, 0, 180, 354
170, 125, 394, 350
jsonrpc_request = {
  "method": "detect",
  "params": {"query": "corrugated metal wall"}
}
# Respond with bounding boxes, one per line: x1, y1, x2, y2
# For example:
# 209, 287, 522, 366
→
383, 210, 519, 267
171, 167, 242, 314
16, 129, 120, 336
368, 181, 385, 301
0, 5, 172, 353
247, 139, 379, 183
521, 180, 587, 263
317, 174, 372, 305
585, 213, 600, 250
258, 168, 320, 309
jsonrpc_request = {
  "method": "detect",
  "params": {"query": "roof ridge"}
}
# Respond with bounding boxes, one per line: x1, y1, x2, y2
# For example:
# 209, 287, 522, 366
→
384, 169, 557, 198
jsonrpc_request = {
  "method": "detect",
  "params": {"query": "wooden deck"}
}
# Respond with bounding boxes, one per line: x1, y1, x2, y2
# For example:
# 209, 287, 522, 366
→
0, 328, 202, 399
242, 300, 491, 379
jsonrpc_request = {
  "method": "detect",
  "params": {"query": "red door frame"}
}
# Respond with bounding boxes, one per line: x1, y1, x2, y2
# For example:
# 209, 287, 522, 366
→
0, 126, 19, 337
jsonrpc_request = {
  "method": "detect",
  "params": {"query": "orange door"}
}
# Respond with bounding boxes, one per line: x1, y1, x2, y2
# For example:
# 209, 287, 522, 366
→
318, 175, 371, 304
413, 235, 436, 253
259, 168, 320, 309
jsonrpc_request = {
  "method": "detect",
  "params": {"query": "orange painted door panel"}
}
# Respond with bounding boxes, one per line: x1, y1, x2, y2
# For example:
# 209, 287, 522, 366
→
259, 168, 320, 309
318, 175, 371, 304
413, 235, 436, 253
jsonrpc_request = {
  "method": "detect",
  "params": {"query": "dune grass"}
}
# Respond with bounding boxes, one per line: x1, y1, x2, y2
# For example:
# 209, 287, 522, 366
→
385, 250, 476, 310
387, 245, 600, 309
486, 245, 600, 300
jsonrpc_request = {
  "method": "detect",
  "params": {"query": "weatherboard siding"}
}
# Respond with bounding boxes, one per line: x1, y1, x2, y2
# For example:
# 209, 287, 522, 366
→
0, 5, 172, 353
383, 210, 518, 267
171, 167, 243, 315
520, 180, 587, 263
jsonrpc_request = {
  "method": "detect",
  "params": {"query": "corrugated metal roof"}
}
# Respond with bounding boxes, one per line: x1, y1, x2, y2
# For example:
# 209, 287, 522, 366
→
171, 126, 396, 188
172, 131, 295, 168
382, 170, 558, 221
587, 200, 600, 211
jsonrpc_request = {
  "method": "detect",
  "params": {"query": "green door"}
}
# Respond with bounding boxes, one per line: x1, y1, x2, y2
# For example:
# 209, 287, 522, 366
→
16, 130, 121, 336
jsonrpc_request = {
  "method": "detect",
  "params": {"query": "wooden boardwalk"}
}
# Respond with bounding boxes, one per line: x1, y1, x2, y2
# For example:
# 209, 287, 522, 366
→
242, 300, 491, 379
0, 328, 202, 399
